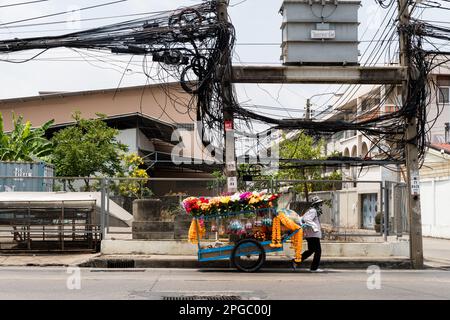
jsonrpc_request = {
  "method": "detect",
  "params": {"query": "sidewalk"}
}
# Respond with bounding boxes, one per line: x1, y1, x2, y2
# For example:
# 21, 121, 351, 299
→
0, 253, 100, 267
423, 237, 450, 268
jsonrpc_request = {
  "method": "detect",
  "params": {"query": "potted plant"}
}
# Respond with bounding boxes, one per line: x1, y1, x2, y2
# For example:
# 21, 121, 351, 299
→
374, 212, 383, 233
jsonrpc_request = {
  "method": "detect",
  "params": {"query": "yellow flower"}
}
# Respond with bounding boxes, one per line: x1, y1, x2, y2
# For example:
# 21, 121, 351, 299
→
220, 196, 231, 204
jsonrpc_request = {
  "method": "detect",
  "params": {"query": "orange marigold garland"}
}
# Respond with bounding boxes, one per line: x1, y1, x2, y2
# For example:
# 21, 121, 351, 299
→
278, 212, 300, 232
270, 216, 282, 248
188, 219, 206, 244
275, 211, 303, 263
292, 228, 304, 263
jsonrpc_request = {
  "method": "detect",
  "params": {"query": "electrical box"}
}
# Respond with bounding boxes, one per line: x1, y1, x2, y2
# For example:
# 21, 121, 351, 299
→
280, 0, 360, 65
0, 161, 54, 192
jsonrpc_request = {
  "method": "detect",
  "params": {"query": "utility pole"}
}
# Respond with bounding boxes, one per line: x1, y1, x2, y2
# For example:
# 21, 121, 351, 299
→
217, 0, 237, 193
305, 99, 311, 120
398, 0, 424, 268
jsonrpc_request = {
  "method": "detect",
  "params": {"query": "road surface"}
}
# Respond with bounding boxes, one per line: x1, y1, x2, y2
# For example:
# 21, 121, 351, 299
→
0, 267, 449, 300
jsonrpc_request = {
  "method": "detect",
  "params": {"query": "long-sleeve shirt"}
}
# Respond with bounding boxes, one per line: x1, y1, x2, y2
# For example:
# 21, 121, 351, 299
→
301, 207, 322, 239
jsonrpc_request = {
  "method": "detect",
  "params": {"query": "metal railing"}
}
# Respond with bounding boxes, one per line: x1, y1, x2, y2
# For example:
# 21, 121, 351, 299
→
0, 198, 100, 252
0, 176, 409, 243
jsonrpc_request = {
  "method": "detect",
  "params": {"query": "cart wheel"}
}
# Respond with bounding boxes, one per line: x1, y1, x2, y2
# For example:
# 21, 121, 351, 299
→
231, 239, 266, 272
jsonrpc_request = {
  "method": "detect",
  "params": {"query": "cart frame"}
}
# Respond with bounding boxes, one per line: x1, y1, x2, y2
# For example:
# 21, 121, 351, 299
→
191, 207, 302, 272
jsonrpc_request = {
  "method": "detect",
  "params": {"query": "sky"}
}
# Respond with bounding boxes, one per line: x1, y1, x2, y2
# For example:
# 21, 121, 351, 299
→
0, 0, 447, 121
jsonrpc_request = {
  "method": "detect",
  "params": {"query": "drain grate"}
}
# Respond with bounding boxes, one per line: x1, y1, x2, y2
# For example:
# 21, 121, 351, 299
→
107, 259, 135, 268
163, 295, 242, 301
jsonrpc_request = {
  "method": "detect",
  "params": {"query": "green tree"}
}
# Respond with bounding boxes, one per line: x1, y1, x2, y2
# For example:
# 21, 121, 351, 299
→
209, 164, 273, 193
0, 112, 54, 162
51, 112, 127, 190
277, 131, 341, 200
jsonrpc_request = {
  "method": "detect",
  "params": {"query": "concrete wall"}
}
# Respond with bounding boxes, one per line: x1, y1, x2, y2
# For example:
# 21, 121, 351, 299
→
101, 239, 409, 257
420, 178, 450, 239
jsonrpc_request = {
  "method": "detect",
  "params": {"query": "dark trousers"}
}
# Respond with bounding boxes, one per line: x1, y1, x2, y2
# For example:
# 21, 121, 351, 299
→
301, 237, 322, 270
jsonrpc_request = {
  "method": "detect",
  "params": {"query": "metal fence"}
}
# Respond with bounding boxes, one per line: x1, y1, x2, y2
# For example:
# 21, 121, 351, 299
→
0, 176, 409, 248
0, 198, 100, 252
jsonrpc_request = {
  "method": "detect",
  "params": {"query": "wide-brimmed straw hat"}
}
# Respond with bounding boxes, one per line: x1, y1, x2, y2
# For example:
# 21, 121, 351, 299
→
311, 195, 324, 205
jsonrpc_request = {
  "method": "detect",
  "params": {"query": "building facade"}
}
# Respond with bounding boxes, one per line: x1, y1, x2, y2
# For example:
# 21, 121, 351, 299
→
322, 63, 450, 237
0, 83, 219, 195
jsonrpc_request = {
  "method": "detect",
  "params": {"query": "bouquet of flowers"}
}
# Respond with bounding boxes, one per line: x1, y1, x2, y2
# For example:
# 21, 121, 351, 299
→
182, 191, 279, 217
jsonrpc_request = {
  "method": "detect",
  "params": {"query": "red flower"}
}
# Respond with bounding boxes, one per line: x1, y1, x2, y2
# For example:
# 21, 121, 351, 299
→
269, 194, 279, 201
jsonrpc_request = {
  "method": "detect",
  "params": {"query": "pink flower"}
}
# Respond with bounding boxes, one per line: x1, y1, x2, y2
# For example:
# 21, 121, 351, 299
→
239, 192, 252, 200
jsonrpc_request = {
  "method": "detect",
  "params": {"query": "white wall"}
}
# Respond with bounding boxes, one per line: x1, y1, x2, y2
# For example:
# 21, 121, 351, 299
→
117, 128, 137, 153
338, 189, 359, 228
420, 178, 450, 239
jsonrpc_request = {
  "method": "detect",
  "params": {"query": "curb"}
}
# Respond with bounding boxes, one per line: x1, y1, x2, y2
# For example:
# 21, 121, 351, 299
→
80, 257, 413, 269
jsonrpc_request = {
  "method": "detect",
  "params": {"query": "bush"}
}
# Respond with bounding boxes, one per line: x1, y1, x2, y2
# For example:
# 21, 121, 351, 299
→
375, 212, 383, 225
374, 212, 383, 233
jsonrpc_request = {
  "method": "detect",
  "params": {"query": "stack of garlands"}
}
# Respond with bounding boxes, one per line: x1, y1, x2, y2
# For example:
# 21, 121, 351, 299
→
184, 192, 279, 244
188, 219, 206, 244
270, 211, 303, 263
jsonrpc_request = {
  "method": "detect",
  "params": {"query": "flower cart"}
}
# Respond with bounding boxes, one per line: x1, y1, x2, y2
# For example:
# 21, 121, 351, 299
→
182, 192, 306, 272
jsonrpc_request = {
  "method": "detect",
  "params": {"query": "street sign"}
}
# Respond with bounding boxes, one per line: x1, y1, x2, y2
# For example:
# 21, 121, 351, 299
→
311, 30, 336, 40
411, 173, 420, 196
225, 120, 233, 131
227, 177, 237, 191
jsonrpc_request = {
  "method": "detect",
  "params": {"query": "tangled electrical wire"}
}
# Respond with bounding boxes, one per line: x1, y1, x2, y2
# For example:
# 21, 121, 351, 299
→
397, 13, 450, 164
0, 0, 448, 169
0, 0, 236, 143
235, 0, 450, 168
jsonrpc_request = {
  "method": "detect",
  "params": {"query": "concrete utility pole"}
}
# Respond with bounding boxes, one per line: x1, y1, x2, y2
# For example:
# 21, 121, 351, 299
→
217, 0, 237, 193
305, 99, 311, 120
398, 0, 424, 268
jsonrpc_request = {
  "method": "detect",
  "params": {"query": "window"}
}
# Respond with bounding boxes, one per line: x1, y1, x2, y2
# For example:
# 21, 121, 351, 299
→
438, 87, 449, 104
360, 97, 381, 113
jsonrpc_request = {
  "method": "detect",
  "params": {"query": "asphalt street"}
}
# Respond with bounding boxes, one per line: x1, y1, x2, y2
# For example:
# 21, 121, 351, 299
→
0, 267, 449, 300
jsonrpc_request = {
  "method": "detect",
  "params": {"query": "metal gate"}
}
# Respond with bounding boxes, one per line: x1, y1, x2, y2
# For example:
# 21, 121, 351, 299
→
361, 193, 378, 229
0, 200, 101, 252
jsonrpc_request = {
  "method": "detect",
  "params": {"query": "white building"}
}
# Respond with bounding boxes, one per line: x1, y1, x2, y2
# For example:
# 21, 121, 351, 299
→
322, 61, 450, 238
419, 144, 450, 238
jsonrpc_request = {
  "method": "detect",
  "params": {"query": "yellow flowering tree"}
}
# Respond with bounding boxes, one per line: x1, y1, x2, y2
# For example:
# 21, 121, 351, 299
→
118, 153, 152, 199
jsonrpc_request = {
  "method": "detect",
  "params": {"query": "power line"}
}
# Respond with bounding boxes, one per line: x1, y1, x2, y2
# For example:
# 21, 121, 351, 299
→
0, 0, 47, 9
0, 0, 128, 27
0, 9, 175, 30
